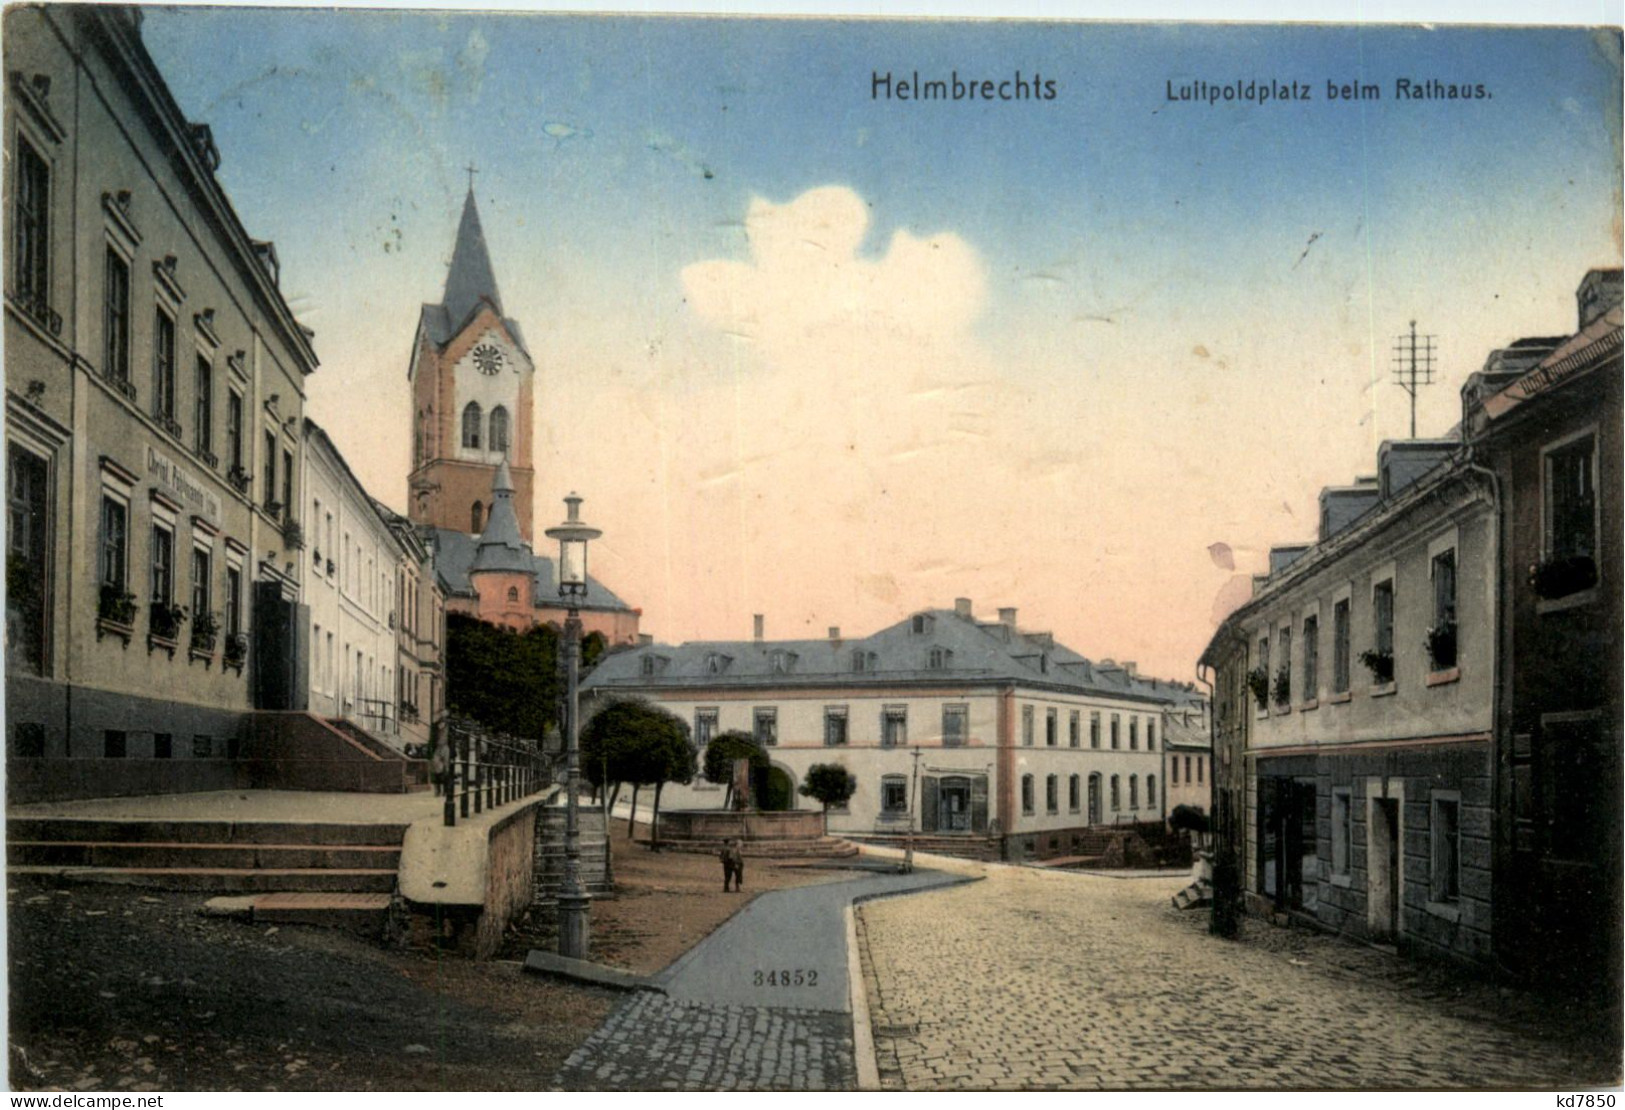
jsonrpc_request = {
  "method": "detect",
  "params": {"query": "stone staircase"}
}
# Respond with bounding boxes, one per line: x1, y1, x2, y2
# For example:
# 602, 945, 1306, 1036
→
532, 804, 613, 901
653, 835, 859, 858
1172, 878, 1213, 911
325, 717, 431, 789
842, 832, 1000, 862
7, 816, 407, 933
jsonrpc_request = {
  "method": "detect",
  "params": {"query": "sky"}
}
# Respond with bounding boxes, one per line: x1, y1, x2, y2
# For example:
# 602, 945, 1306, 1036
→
141, 10, 1622, 681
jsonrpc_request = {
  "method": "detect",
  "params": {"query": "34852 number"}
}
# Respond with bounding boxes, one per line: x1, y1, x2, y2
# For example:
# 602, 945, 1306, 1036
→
753, 969, 817, 987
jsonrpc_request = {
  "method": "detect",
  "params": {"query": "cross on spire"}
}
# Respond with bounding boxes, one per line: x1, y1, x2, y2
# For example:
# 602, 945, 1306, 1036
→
465, 162, 478, 193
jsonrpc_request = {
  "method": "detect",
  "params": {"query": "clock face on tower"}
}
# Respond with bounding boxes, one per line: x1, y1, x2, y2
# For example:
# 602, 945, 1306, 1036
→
472, 343, 504, 375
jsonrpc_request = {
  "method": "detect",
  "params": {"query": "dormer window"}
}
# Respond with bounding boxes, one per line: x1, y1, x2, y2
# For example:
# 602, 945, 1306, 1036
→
640, 654, 670, 677
705, 652, 729, 675
769, 650, 796, 674
911, 614, 932, 635
927, 647, 952, 670
1039, 654, 1049, 674
852, 649, 877, 673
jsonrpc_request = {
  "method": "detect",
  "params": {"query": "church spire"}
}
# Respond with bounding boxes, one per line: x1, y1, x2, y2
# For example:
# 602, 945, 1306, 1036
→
470, 458, 531, 574
441, 187, 502, 328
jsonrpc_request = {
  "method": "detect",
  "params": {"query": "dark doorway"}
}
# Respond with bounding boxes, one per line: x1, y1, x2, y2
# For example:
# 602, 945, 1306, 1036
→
754, 765, 793, 811
6, 446, 49, 676
1259, 776, 1318, 912
939, 777, 971, 832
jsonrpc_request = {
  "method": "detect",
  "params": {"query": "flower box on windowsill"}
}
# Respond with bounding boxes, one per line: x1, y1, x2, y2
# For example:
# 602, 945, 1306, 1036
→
223, 634, 248, 675
1425, 667, 1461, 687
1368, 681, 1397, 698
227, 465, 252, 495
1530, 555, 1597, 601
1358, 648, 1394, 686
188, 646, 215, 669
148, 632, 178, 658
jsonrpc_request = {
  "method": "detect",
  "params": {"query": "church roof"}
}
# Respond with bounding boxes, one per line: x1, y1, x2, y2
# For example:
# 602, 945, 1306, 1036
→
443, 189, 502, 325
470, 460, 530, 574
418, 190, 531, 358
426, 526, 634, 613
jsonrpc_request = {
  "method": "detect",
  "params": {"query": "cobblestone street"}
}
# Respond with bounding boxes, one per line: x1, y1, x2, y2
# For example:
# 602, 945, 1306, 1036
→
857, 866, 1620, 1091
552, 995, 853, 1091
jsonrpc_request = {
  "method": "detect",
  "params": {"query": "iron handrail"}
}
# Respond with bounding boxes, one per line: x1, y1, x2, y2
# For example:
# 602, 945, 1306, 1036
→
440, 718, 551, 826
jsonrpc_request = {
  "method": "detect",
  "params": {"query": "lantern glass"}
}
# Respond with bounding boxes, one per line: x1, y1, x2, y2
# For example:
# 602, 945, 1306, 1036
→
560, 537, 588, 589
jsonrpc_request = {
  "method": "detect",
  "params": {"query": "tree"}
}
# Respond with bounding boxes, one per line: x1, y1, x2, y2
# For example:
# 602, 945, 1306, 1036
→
702, 731, 767, 809
1169, 804, 1210, 835
444, 613, 561, 739
581, 698, 695, 845
799, 763, 856, 831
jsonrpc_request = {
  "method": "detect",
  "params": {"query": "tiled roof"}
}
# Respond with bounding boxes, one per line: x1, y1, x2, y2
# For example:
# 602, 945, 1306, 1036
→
585, 608, 1204, 705
425, 526, 632, 612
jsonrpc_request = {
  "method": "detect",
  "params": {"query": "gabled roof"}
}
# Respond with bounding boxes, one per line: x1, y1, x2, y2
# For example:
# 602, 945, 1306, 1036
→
585, 608, 1203, 705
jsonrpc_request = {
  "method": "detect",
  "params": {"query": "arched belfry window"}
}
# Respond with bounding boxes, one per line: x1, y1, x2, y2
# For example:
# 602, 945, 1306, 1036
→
462, 402, 482, 449
489, 405, 510, 455
507, 586, 519, 602
471, 500, 484, 533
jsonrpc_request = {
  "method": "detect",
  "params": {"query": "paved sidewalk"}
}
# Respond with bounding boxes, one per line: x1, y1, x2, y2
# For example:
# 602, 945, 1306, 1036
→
552, 866, 967, 1090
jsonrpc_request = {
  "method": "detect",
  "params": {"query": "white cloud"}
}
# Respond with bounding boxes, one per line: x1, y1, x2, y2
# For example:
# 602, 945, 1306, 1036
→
681, 186, 986, 362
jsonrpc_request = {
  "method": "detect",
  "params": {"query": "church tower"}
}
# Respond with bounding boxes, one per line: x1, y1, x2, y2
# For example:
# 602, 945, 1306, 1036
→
406, 188, 536, 541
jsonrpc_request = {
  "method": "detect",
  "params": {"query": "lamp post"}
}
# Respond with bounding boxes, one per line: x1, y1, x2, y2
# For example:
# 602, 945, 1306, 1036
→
545, 492, 601, 960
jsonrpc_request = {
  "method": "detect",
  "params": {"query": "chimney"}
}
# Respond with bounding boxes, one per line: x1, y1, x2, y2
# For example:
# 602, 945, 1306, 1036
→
828, 626, 841, 641
637, 633, 653, 646
1123, 661, 1138, 678
998, 607, 1018, 628
753, 614, 764, 642
954, 597, 973, 619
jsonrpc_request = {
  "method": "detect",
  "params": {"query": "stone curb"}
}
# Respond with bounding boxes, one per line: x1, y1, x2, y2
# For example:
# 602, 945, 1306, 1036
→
522, 949, 667, 993
844, 903, 879, 1091
846, 873, 984, 1091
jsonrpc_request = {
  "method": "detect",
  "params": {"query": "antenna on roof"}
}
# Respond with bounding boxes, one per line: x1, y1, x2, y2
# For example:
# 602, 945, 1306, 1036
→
1391, 320, 1436, 439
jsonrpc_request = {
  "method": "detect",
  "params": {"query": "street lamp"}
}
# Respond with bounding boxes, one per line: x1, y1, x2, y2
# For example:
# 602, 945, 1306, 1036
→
545, 492, 601, 960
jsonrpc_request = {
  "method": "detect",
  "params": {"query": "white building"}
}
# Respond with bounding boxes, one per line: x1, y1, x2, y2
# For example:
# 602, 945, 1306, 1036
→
582, 600, 1203, 861
1203, 437, 1498, 965
302, 419, 412, 746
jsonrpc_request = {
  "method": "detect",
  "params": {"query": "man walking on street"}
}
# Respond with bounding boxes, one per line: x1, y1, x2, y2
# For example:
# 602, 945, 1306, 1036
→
720, 838, 744, 892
